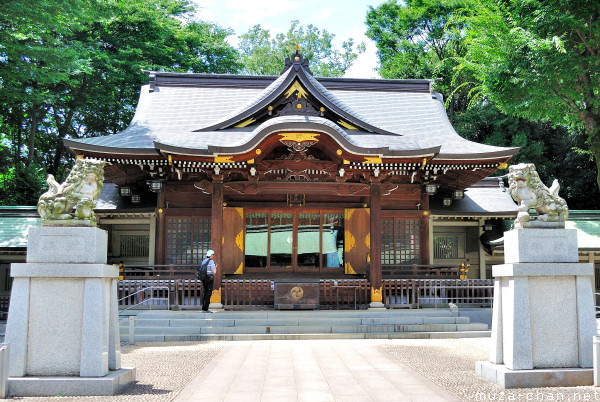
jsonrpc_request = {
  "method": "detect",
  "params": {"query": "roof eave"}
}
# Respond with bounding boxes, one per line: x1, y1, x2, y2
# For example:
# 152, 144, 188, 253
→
435, 147, 520, 161
64, 139, 162, 157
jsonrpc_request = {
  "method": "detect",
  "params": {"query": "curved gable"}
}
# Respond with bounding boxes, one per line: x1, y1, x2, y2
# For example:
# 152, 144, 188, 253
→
195, 50, 400, 136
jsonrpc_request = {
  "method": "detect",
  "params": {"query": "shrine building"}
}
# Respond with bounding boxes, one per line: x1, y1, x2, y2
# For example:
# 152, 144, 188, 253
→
61, 50, 522, 308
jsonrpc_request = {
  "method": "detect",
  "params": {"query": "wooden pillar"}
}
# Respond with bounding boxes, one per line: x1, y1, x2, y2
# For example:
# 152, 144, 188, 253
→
369, 183, 384, 308
479, 218, 487, 279
155, 190, 166, 264
421, 192, 431, 265
210, 177, 224, 307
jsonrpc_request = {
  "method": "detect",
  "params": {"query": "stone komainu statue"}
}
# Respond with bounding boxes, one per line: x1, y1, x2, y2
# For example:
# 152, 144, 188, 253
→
507, 163, 568, 228
37, 158, 106, 226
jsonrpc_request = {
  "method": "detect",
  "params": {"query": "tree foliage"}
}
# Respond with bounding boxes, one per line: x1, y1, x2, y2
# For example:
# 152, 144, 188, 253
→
457, 0, 600, 191
365, 0, 471, 122
239, 20, 365, 77
366, 0, 600, 208
456, 104, 600, 209
0, 0, 239, 205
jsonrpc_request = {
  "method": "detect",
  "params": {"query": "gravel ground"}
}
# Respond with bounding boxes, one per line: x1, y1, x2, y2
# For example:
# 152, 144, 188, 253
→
8, 337, 600, 401
11, 341, 223, 401
380, 338, 600, 401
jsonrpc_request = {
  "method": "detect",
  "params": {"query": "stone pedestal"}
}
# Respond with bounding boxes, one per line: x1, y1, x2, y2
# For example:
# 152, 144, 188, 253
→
477, 229, 596, 388
4, 227, 135, 396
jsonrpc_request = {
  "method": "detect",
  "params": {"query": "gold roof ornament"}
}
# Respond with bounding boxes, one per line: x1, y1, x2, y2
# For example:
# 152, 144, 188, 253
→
284, 81, 308, 99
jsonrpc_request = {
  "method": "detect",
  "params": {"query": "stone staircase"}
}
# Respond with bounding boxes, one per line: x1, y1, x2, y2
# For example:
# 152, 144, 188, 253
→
119, 309, 490, 342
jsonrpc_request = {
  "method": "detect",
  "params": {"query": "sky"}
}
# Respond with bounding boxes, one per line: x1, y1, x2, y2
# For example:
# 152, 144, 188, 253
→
192, 0, 384, 78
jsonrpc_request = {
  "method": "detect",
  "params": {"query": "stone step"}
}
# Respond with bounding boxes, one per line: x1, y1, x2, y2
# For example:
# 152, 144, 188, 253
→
131, 309, 456, 320
119, 315, 471, 330
118, 309, 489, 342
121, 330, 491, 342
121, 322, 487, 336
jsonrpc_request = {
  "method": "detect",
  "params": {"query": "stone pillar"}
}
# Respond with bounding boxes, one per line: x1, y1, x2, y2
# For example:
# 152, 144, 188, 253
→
4, 227, 134, 396
477, 229, 596, 388
369, 183, 384, 309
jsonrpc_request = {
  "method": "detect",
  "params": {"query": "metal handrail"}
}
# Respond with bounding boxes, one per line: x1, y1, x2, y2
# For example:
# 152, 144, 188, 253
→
418, 281, 494, 309
118, 286, 170, 314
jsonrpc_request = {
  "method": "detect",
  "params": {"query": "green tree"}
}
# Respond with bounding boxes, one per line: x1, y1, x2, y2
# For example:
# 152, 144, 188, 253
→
239, 20, 365, 77
456, 104, 600, 209
0, 0, 240, 205
0, 0, 93, 204
457, 0, 600, 192
365, 0, 471, 122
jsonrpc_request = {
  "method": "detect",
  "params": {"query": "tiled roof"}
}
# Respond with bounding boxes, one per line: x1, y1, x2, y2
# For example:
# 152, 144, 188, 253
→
157, 116, 440, 157
431, 178, 518, 217
64, 63, 518, 160
0, 207, 40, 248
566, 211, 600, 250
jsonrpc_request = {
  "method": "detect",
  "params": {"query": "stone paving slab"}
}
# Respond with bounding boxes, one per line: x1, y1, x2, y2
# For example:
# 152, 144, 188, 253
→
173, 339, 461, 402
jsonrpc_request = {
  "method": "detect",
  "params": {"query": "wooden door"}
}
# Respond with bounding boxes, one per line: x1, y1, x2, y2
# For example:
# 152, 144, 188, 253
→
222, 207, 244, 274
344, 208, 370, 275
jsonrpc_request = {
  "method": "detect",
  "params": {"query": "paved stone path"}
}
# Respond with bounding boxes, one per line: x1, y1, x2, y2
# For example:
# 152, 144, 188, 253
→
174, 339, 460, 402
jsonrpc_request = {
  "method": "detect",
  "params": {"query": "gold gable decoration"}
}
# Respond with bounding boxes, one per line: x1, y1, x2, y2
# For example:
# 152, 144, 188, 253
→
235, 117, 256, 128
278, 133, 320, 142
284, 80, 309, 99
337, 120, 358, 130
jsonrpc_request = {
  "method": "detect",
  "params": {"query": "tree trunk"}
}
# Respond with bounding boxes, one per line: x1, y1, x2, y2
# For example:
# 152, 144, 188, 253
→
582, 112, 600, 192
26, 105, 38, 166
448, 85, 454, 124
50, 108, 75, 177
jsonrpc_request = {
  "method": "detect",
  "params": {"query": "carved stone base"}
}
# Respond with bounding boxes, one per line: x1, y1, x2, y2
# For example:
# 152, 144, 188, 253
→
4, 226, 130, 395
41, 219, 96, 227
368, 301, 385, 310
518, 221, 565, 229
8, 368, 136, 397
476, 361, 592, 389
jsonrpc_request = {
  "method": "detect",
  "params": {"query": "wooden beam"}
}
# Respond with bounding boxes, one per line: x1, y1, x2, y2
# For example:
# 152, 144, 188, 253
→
224, 181, 371, 196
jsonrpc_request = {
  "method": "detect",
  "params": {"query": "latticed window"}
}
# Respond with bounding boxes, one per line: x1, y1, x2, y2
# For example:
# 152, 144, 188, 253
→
433, 235, 459, 259
381, 218, 420, 265
166, 217, 211, 264
119, 234, 149, 257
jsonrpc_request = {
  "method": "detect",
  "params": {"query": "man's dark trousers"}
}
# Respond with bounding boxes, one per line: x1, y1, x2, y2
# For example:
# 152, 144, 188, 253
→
202, 274, 214, 311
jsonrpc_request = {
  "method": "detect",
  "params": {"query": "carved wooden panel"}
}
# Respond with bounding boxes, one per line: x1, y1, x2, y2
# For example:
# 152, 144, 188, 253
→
222, 207, 245, 275
344, 208, 370, 275
274, 280, 320, 309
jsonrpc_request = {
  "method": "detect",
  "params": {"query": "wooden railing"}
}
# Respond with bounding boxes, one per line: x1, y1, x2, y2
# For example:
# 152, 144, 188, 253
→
121, 264, 464, 280
221, 279, 371, 308
381, 264, 462, 279
222, 279, 272, 307
383, 279, 494, 308
382, 279, 419, 307
321, 279, 370, 306
116, 265, 492, 310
